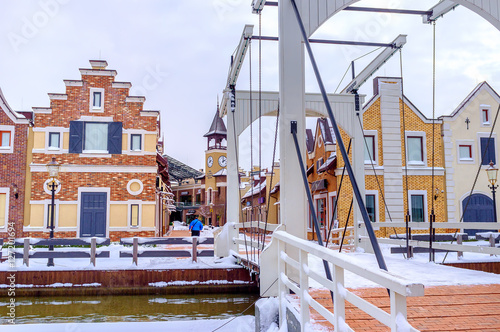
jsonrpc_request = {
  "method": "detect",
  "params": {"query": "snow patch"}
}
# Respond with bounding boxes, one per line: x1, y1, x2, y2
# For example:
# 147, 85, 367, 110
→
148, 280, 249, 287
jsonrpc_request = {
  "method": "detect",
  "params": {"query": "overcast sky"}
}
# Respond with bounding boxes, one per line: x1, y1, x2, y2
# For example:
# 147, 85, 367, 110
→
1, 0, 499, 171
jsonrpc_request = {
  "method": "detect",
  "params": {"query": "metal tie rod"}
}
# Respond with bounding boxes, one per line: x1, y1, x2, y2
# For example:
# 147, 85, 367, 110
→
344, 6, 432, 16
249, 35, 395, 48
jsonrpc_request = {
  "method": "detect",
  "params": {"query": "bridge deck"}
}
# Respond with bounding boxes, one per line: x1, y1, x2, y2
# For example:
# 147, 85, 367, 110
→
288, 284, 500, 331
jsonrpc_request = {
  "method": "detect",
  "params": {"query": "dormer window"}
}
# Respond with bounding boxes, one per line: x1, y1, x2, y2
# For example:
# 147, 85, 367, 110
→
89, 88, 105, 112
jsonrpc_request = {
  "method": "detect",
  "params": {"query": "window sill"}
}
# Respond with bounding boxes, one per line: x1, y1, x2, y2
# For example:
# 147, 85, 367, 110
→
48, 147, 61, 151
407, 162, 425, 167
80, 152, 111, 158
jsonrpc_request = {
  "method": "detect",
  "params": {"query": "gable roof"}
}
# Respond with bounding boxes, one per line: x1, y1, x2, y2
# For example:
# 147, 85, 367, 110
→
317, 118, 335, 145
306, 129, 315, 153
164, 154, 204, 183
0, 88, 30, 124
204, 109, 227, 137
439, 81, 500, 120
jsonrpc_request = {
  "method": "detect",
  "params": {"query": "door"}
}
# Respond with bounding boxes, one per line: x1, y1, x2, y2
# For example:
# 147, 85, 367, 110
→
80, 192, 107, 237
462, 194, 494, 236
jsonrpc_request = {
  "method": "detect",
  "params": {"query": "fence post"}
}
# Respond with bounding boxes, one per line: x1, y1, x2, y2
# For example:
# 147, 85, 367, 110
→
133, 237, 138, 265
23, 238, 30, 267
192, 237, 198, 263
277, 240, 284, 326
490, 234, 495, 256
457, 234, 463, 259
390, 290, 407, 332
334, 265, 345, 331
90, 238, 96, 267
299, 249, 309, 331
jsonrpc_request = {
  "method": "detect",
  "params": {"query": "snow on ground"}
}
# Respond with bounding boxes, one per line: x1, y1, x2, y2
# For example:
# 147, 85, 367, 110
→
0, 243, 239, 272
1, 317, 256, 332
308, 243, 500, 289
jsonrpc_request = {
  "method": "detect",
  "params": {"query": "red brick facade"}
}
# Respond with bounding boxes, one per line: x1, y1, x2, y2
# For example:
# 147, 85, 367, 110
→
26, 60, 160, 240
0, 89, 31, 240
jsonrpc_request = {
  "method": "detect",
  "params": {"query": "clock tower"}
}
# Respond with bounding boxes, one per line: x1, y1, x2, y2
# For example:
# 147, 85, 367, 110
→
203, 104, 227, 226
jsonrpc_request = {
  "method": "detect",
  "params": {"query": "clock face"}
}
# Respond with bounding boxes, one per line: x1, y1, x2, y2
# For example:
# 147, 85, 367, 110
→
207, 156, 214, 168
218, 155, 227, 167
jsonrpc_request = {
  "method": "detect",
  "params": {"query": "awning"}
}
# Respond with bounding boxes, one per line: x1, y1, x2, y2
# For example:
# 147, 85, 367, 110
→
311, 179, 327, 192
317, 152, 336, 173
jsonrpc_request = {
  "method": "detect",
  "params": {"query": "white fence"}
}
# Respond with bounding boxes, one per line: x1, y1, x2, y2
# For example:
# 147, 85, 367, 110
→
361, 222, 500, 257
260, 230, 424, 332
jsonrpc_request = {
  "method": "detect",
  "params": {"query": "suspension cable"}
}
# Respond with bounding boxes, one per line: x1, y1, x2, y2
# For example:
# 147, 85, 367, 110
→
261, 104, 280, 252
258, 11, 263, 261
400, 48, 412, 259
231, 88, 250, 265
248, 37, 255, 262
430, 20, 437, 262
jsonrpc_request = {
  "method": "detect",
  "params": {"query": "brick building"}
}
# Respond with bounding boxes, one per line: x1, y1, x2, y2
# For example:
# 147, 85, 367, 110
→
25, 60, 160, 241
0, 88, 31, 240
306, 77, 446, 239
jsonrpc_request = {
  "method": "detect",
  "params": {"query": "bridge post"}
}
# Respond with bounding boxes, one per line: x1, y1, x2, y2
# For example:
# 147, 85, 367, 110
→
225, 93, 241, 225
279, 0, 307, 282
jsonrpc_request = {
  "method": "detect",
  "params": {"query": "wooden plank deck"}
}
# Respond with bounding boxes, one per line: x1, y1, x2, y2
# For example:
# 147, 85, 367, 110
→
290, 284, 500, 331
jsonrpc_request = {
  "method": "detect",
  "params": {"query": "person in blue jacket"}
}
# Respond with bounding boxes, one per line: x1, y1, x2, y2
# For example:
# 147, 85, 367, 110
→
189, 215, 203, 236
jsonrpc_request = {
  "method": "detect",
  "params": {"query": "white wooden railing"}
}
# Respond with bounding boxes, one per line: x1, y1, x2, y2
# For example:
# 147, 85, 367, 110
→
360, 222, 500, 257
214, 221, 280, 259
260, 230, 424, 332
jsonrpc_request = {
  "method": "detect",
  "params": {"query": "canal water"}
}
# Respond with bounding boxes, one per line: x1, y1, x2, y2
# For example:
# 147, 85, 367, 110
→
2, 293, 260, 324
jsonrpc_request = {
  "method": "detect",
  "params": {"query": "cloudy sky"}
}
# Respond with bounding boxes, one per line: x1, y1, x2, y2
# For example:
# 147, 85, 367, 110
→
1, 0, 499, 171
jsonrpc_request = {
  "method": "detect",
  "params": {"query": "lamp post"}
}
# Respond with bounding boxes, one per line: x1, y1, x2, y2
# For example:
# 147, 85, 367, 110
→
46, 157, 60, 267
486, 161, 498, 224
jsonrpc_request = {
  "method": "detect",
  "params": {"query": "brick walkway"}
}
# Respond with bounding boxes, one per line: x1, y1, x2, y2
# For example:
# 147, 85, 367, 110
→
300, 284, 500, 331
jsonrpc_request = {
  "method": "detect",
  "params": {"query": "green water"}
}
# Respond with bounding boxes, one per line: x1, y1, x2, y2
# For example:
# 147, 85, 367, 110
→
1, 293, 260, 324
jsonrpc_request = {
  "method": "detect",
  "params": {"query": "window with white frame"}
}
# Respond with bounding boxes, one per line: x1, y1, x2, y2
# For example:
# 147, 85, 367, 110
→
0, 191, 7, 228
481, 106, 490, 125
48, 132, 61, 149
84, 122, 108, 152
89, 88, 105, 112
410, 194, 426, 222
130, 134, 142, 151
0, 126, 14, 153
364, 134, 376, 163
365, 194, 376, 222
458, 144, 473, 161
130, 204, 139, 227
406, 134, 425, 164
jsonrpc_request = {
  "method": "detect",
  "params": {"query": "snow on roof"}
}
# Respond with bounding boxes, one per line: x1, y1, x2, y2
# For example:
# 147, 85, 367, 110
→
213, 168, 227, 177
242, 181, 266, 199
317, 152, 336, 173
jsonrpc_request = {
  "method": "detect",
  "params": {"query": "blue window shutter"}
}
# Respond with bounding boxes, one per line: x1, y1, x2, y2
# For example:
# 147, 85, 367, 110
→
108, 122, 122, 154
480, 137, 496, 165
69, 121, 83, 153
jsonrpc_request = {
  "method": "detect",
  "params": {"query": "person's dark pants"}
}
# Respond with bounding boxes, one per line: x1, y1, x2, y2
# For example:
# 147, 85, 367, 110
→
191, 230, 200, 236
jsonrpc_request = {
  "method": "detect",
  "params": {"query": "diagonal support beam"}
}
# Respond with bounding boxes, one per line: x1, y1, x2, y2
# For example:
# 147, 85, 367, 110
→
341, 34, 407, 94
227, 25, 254, 88
289, 0, 388, 272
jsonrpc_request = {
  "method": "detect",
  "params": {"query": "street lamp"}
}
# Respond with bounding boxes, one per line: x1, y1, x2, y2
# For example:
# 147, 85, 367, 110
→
46, 157, 60, 267
486, 161, 498, 224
